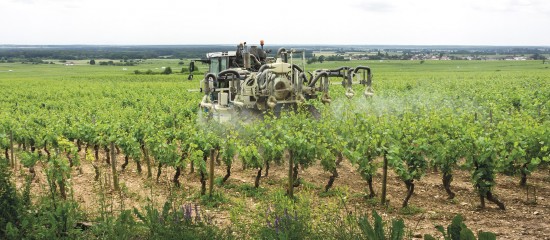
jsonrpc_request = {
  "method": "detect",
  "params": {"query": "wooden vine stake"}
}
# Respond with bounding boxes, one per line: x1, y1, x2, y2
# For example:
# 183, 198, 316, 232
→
143, 144, 152, 179
381, 152, 388, 205
287, 150, 294, 198
110, 142, 119, 191
10, 130, 15, 169
209, 148, 215, 197
526, 186, 537, 205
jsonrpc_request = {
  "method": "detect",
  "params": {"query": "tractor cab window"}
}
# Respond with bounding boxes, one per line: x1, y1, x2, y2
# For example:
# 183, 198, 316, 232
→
209, 58, 220, 75
209, 57, 230, 75
221, 57, 228, 72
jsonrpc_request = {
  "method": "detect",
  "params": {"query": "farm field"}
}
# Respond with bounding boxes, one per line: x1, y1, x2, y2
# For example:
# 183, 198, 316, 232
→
1, 59, 550, 239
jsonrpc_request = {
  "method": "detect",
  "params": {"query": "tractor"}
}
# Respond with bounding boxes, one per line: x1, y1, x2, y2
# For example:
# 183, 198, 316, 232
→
188, 40, 374, 122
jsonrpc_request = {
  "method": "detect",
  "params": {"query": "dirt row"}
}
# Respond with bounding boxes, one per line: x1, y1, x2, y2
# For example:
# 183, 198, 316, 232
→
12, 152, 550, 239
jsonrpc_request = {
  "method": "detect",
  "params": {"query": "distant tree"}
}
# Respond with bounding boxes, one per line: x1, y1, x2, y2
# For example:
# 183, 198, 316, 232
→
318, 55, 325, 63
90, 59, 96, 65
530, 53, 542, 60
99, 61, 115, 66
178, 61, 184, 65
162, 67, 172, 75
307, 55, 318, 64
531, 53, 547, 64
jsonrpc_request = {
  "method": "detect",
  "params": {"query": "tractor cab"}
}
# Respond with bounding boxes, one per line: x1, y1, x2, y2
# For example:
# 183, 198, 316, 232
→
207, 51, 236, 75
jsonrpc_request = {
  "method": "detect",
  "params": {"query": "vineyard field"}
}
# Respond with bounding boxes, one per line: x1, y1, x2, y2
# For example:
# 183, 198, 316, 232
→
1, 59, 549, 239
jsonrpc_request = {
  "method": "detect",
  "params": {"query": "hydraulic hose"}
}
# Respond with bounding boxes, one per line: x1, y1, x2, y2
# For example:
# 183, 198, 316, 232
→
346, 68, 354, 88
277, 47, 286, 57
308, 72, 328, 88
250, 54, 261, 66
315, 67, 350, 77
292, 64, 303, 73
259, 73, 275, 90
203, 73, 216, 93
298, 72, 309, 83
217, 70, 241, 80
353, 66, 372, 87
277, 48, 288, 62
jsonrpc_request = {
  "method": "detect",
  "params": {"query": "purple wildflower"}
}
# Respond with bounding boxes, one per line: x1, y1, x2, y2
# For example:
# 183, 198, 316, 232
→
275, 216, 280, 234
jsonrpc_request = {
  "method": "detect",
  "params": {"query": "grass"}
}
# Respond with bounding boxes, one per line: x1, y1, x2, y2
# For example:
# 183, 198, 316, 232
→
214, 176, 227, 187
195, 190, 230, 208
299, 178, 321, 191
399, 205, 425, 215
319, 186, 349, 198
236, 183, 268, 199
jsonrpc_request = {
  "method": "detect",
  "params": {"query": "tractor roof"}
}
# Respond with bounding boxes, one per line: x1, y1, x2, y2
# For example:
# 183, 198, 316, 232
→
206, 51, 237, 58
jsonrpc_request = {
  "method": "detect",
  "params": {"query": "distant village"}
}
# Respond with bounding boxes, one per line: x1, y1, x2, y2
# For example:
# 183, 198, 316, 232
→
312, 47, 549, 62
392, 53, 534, 61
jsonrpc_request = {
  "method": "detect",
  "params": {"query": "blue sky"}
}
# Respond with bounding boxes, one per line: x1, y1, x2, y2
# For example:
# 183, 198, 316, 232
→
1, 0, 549, 46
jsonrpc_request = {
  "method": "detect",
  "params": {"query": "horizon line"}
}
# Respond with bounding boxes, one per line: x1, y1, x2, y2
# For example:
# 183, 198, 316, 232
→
1, 44, 550, 48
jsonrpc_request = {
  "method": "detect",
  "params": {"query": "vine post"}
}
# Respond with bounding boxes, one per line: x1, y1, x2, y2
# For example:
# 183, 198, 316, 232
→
287, 150, 294, 198
10, 130, 15, 169
110, 142, 119, 191
209, 148, 215, 197
143, 144, 152, 179
381, 152, 388, 205
145, 149, 152, 179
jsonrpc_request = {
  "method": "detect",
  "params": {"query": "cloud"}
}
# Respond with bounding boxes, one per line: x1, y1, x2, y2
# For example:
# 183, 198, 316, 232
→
10, 0, 35, 4
11, 0, 75, 3
470, 0, 550, 14
355, 1, 396, 12
8, 0, 80, 10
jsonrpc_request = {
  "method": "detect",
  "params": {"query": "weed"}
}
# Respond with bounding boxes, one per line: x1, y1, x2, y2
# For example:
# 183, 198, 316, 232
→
237, 183, 268, 199
399, 205, 424, 215
198, 190, 229, 208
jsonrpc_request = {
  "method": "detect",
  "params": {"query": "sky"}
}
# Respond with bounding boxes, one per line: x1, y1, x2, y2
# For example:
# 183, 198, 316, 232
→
1, 0, 549, 46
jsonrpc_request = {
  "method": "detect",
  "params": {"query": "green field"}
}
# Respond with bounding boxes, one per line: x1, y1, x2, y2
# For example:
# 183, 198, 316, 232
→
1, 60, 549, 239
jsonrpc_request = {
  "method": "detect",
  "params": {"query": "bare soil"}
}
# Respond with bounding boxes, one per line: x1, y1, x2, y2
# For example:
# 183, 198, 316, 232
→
13, 151, 550, 240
